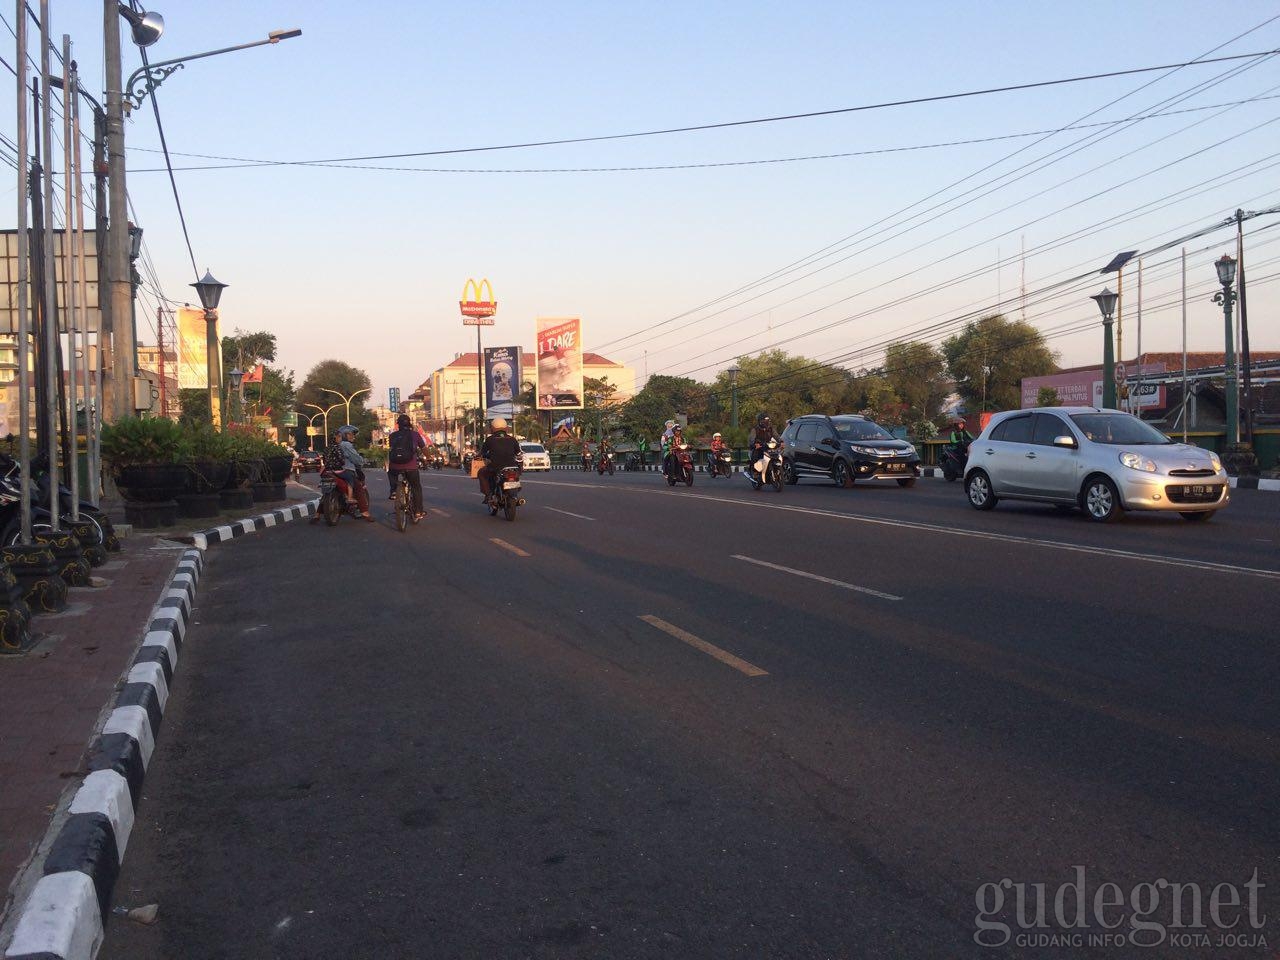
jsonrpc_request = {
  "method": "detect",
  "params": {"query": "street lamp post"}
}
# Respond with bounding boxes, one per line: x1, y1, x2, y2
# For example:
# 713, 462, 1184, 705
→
1090, 288, 1119, 409
318, 386, 372, 430
1212, 254, 1239, 447
300, 411, 324, 450
304, 401, 343, 445
728, 364, 740, 430
229, 367, 244, 423
191, 270, 228, 427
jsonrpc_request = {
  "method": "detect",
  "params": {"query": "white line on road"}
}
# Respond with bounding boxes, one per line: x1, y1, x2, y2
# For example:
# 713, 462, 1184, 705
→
536, 479, 1280, 581
490, 537, 530, 557
430, 508, 450, 518
545, 506, 595, 521
732, 555, 902, 600
639, 615, 768, 677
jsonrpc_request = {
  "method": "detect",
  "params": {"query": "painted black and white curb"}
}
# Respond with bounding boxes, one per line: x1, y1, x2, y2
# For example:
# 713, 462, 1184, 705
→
1229, 476, 1280, 491
3, 549, 202, 960
191, 498, 319, 550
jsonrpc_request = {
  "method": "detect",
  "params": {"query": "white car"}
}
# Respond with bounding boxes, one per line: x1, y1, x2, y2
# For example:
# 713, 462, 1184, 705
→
519, 442, 551, 471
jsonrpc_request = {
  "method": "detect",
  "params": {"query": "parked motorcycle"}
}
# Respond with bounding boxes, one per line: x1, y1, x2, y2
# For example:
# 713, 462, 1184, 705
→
939, 443, 969, 482
488, 464, 525, 521
749, 439, 785, 492
318, 469, 368, 526
597, 451, 615, 476
706, 449, 732, 479
0, 453, 114, 549
664, 443, 695, 487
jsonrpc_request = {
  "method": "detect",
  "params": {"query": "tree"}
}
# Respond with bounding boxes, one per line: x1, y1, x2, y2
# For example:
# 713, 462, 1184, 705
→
942, 314, 1057, 412
179, 388, 210, 427
706, 350, 855, 432
221, 329, 277, 373
620, 375, 706, 440
1036, 386, 1062, 407
298, 359, 375, 438
583, 376, 619, 440
883, 341, 950, 423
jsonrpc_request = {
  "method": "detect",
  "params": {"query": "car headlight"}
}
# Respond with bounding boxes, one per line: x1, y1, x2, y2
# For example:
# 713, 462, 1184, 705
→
1209, 452, 1222, 472
850, 444, 878, 456
1119, 451, 1157, 472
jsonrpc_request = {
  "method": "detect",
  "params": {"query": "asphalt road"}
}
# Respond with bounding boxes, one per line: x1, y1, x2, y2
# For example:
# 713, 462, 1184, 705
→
100, 468, 1278, 959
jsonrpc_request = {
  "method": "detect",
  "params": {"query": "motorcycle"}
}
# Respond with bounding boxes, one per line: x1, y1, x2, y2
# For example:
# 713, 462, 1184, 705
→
581, 451, 594, 472
664, 442, 695, 487
625, 453, 642, 472
0, 453, 115, 550
749, 439, 785, 492
939, 443, 969, 482
706, 448, 732, 479
596, 451, 615, 476
318, 469, 368, 526
488, 464, 525, 521
431, 451, 444, 470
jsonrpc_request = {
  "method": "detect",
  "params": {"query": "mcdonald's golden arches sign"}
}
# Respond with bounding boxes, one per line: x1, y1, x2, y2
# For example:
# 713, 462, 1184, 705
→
460, 278, 496, 325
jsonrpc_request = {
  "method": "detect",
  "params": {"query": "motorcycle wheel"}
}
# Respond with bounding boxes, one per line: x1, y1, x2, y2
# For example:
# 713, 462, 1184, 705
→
667, 475, 676, 487
772, 467, 784, 492
684, 470, 694, 487
607, 462, 614, 475
504, 500, 517, 521
321, 492, 340, 526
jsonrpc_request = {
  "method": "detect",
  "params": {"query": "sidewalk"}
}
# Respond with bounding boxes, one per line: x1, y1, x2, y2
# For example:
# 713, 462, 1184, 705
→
0, 535, 186, 925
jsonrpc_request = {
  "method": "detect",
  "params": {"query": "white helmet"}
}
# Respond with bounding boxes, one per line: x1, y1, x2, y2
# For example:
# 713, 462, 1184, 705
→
665, 419, 676, 429
713, 432, 722, 438
491, 417, 508, 431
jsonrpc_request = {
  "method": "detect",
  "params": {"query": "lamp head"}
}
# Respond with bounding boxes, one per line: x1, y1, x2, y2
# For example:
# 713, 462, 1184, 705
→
1215, 254, 1237, 288
118, 5, 164, 47
1090, 287, 1118, 320
191, 269, 228, 311
229, 367, 244, 389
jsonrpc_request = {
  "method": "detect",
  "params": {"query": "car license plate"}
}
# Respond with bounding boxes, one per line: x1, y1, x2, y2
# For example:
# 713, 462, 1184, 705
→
1188, 484, 1206, 495
503, 481, 521, 491
886, 463, 903, 471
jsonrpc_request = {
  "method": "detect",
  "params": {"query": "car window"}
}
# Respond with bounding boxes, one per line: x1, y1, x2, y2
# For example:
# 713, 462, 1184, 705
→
1031, 413, 1070, 446
1069, 413, 1172, 445
521, 443, 546, 453
795, 423, 817, 446
997, 415, 1034, 443
831, 417, 892, 440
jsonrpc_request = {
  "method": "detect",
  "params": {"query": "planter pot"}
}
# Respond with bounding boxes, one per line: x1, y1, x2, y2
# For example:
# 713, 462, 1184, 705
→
175, 493, 222, 519
184, 460, 232, 495
124, 499, 179, 529
222, 459, 255, 490
219, 488, 254, 511
115, 464, 188, 503
264, 454, 295, 483
251, 481, 287, 504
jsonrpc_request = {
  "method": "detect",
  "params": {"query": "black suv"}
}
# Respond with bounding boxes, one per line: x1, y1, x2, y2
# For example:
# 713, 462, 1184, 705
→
780, 414, 921, 487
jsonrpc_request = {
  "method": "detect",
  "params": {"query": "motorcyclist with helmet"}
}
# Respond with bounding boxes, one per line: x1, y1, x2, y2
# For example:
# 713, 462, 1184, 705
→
334, 424, 373, 521
748, 413, 777, 474
478, 417, 522, 504
662, 424, 688, 480
949, 417, 975, 449
710, 431, 728, 476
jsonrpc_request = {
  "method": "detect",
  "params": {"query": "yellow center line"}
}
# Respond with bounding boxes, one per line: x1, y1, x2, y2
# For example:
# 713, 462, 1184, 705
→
639, 614, 768, 678
490, 538, 530, 557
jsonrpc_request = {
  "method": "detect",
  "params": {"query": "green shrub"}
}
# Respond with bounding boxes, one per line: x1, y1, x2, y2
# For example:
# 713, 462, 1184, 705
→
101, 416, 190, 466
359, 446, 387, 467
186, 425, 235, 461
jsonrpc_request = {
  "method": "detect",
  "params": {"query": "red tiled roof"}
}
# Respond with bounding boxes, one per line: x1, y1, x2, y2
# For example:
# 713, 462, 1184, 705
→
1053, 351, 1280, 374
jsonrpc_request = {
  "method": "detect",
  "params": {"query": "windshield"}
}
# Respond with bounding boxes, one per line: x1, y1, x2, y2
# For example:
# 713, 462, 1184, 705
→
1069, 413, 1172, 445
521, 444, 546, 453
831, 417, 893, 441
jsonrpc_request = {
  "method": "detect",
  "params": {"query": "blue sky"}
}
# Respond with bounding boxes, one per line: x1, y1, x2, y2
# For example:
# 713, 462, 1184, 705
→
6, 1, 1279, 406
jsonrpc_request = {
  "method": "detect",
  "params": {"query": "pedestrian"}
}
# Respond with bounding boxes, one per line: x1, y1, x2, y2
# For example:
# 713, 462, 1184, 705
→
638, 435, 648, 467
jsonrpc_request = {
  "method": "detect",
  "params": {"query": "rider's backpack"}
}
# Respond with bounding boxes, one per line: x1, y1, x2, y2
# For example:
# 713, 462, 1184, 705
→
388, 430, 416, 466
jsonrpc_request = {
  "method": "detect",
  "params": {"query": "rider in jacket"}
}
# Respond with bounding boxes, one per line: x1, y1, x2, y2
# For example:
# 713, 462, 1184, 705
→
479, 418, 522, 504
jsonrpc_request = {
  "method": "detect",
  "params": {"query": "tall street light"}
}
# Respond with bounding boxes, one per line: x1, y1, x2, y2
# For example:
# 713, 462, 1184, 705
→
102, 6, 301, 421
728, 364, 740, 430
191, 270, 228, 427
319, 386, 372, 429
229, 366, 244, 423
1212, 254, 1239, 446
304, 401, 343, 444
300, 410, 324, 450
1090, 288, 1119, 409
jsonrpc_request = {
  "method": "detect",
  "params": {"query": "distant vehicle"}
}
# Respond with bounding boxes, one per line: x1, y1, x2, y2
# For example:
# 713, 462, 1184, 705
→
781, 414, 920, 487
519, 442, 551, 471
963, 406, 1229, 523
293, 449, 322, 473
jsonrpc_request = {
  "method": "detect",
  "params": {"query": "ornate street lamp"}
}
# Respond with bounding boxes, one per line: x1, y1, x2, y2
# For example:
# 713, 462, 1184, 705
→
192, 270, 228, 427
728, 364, 740, 430
1212, 254, 1239, 446
1090, 288, 1119, 409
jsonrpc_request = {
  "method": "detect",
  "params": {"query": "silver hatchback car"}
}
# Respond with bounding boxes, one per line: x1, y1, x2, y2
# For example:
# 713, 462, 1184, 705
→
964, 406, 1229, 523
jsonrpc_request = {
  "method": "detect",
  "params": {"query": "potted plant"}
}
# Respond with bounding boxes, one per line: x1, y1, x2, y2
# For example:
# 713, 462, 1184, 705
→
183, 426, 233, 494
101, 417, 190, 502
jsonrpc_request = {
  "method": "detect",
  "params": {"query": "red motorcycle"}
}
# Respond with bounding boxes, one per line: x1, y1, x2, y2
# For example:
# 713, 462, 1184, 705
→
319, 470, 368, 525
597, 450, 615, 475
664, 442, 694, 487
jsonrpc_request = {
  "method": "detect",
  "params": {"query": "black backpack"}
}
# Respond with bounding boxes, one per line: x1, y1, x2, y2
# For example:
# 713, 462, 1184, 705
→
389, 430, 416, 466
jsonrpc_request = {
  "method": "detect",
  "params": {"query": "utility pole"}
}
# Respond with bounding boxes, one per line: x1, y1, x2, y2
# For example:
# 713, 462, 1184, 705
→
1236, 209, 1254, 446
69, 59, 98, 505
14, 0, 31, 543
62, 34, 80, 518
104, 0, 135, 421
39, 1, 59, 529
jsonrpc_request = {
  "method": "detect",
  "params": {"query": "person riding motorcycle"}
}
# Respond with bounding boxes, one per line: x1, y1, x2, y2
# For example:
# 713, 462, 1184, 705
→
748, 414, 777, 472
663, 424, 687, 478
478, 418, 522, 504
710, 432, 726, 455
949, 417, 975, 450
334, 425, 373, 522
386, 413, 426, 521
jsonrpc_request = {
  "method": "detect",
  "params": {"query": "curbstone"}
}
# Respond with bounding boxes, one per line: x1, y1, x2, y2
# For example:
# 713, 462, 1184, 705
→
2, 547, 204, 960
190, 498, 318, 550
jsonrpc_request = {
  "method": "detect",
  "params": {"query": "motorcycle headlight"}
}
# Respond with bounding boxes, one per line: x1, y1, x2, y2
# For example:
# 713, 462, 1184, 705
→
1119, 451, 1157, 473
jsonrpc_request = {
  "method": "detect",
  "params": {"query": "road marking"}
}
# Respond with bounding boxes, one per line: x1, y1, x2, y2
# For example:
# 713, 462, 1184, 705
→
638, 614, 768, 677
430, 508, 450, 518
490, 537, 530, 557
732, 555, 902, 600
537, 479, 1280, 581
423, 484, 439, 490
545, 506, 595, 521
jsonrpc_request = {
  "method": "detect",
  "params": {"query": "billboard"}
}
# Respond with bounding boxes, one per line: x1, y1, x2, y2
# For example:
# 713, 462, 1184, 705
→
0, 229, 101, 334
460, 277, 496, 326
536, 317, 583, 409
1021, 363, 1166, 410
484, 345, 521, 418
177, 306, 211, 389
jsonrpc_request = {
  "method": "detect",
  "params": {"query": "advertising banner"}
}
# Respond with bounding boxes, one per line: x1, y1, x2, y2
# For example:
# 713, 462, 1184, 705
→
536, 317, 583, 410
484, 345, 521, 417
176, 306, 211, 389
1021, 364, 1166, 410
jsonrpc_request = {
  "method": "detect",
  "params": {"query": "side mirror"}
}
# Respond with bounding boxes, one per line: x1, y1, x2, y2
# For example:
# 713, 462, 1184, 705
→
821, 437, 838, 448
1052, 435, 1078, 449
